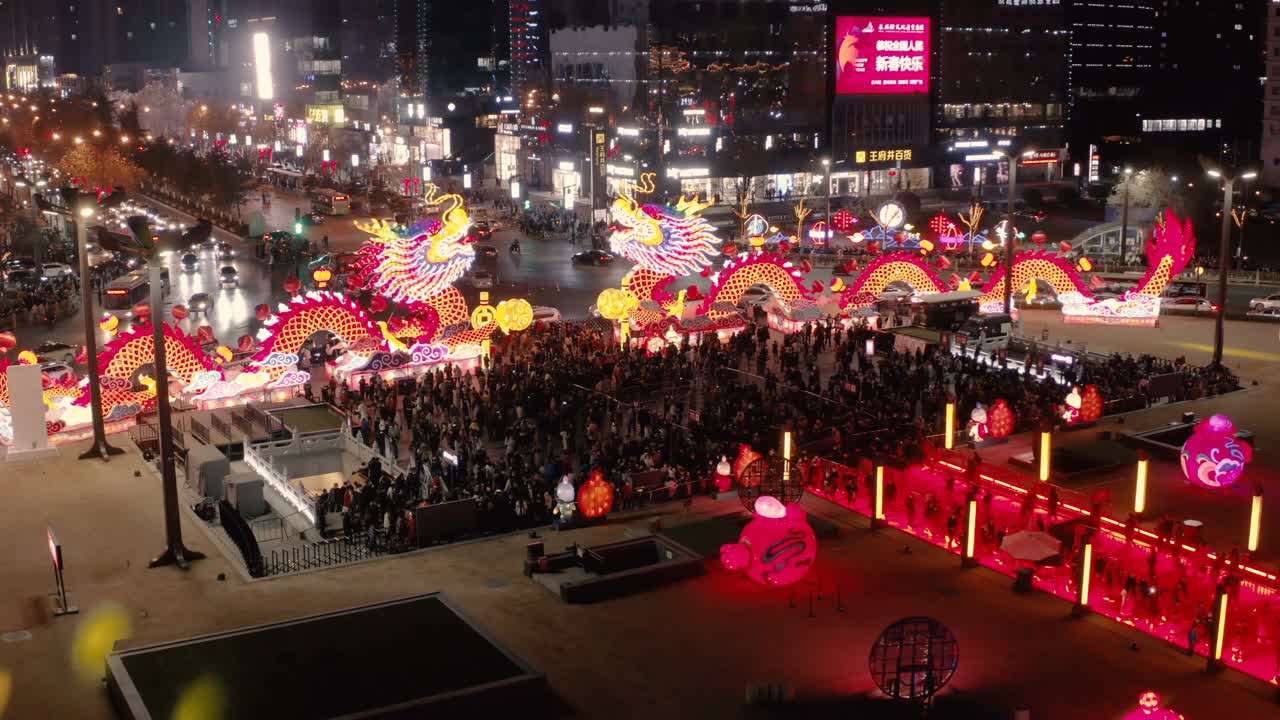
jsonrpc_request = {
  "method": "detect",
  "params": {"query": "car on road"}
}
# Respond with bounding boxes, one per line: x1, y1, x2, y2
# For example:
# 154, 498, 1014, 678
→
3, 269, 36, 290
188, 293, 212, 313
471, 270, 495, 289
6, 257, 36, 271
216, 242, 236, 260
1249, 293, 1280, 312
40, 263, 74, 279
218, 266, 239, 288
180, 253, 199, 271
468, 222, 493, 243
1246, 306, 1280, 320
532, 306, 562, 324
878, 285, 914, 302
40, 361, 74, 382
572, 249, 614, 266
475, 244, 498, 260
35, 341, 76, 363
1163, 297, 1218, 315
740, 286, 772, 308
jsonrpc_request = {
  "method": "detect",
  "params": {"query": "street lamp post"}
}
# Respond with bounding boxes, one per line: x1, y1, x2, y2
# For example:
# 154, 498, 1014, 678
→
821, 157, 831, 237
995, 149, 1030, 316
1208, 168, 1257, 366
1119, 167, 1133, 265
73, 198, 122, 461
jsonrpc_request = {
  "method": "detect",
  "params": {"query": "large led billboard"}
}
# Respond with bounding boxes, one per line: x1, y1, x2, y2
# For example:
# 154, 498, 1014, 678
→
835, 17, 930, 95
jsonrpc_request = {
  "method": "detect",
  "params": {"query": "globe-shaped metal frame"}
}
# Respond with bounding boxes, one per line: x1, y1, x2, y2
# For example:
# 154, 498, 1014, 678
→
868, 616, 959, 701
737, 455, 805, 511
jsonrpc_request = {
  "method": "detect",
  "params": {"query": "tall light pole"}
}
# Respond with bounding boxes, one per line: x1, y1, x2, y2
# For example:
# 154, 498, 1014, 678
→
1208, 168, 1257, 366
821, 157, 831, 235
73, 197, 122, 461
997, 148, 1034, 316
1119, 167, 1133, 264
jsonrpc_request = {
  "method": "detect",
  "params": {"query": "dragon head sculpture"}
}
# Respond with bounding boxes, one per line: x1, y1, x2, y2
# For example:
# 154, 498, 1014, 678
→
1146, 208, 1197, 277
353, 185, 476, 307
607, 173, 722, 278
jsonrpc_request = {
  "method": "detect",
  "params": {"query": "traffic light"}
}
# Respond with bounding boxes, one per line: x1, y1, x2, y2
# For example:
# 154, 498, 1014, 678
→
294, 222, 302, 235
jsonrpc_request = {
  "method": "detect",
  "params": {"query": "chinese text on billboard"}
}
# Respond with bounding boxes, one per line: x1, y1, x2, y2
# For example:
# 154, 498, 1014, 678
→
835, 17, 930, 95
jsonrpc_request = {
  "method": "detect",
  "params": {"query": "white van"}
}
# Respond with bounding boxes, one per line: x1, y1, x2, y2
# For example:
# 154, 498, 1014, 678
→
956, 313, 1013, 354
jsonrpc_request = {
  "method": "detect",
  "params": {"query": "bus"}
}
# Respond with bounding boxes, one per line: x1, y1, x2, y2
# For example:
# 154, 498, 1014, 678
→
311, 189, 351, 216
103, 272, 150, 315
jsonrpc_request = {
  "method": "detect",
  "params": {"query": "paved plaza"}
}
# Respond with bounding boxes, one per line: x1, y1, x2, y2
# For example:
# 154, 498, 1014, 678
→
1, 436, 1277, 720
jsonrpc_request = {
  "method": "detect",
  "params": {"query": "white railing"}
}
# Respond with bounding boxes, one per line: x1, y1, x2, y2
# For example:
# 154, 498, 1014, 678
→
244, 441, 316, 524
343, 432, 407, 477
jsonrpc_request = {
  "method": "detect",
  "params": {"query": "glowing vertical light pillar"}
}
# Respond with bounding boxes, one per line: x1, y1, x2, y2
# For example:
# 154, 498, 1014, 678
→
944, 401, 955, 450
1210, 588, 1229, 670
1247, 488, 1263, 553
1038, 431, 1051, 482
962, 497, 978, 567
872, 465, 886, 528
1073, 541, 1093, 616
1134, 455, 1148, 515
780, 430, 793, 494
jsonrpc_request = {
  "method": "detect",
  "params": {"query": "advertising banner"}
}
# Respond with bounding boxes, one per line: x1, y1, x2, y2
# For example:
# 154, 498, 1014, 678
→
835, 17, 930, 95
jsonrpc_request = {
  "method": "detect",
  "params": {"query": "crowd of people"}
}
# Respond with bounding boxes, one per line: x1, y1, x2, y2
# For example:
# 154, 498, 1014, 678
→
1, 273, 80, 329
315, 315, 1236, 552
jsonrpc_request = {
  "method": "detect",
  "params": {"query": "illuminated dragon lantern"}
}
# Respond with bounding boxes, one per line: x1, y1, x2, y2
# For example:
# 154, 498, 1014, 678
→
603, 173, 809, 328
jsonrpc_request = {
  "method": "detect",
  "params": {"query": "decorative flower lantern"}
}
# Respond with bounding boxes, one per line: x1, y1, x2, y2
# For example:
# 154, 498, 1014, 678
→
237, 334, 255, 352
133, 302, 151, 321
715, 456, 734, 493
1180, 414, 1252, 489
1079, 385, 1104, 424
967, 405, 989, 442
831, 208, 855, 233
578, 470, 614, 519
369, 295, 388, 314
312, 266, 333, 289
1031, 230, 1048, 245
197, 325, 215, 344
0, 332, 15, 351
214, 346, 233, 364
283, 275, 302, 296
100, 314, 119, 336
720, 496, 817, 587
553, 476, 577, 523
988, 399, 1015, 439
171, 304, 188, 321
345, 274, 362, 292
254, 304, 271, 322
17, 349, 37, 365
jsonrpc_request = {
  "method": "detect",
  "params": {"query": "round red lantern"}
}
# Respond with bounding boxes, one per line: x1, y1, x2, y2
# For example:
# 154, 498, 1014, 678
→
578, 470, 615, 519
0, 331, 15, 351
345, 274, 362, 292
369, 295, 388, 314
1031, 230, 1048, 245
254, 303, 271, 322
133, 302, 151, 321
283, 275, 302, 295
171, 304, 188, 321
312, 266, 333, 288
197, 325, 214, 344
237, 334, 255, 352
723, 242, 738, 257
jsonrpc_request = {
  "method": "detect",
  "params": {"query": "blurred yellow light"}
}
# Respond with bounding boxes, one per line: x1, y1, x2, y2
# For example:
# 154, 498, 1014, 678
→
71, 603, 132, 685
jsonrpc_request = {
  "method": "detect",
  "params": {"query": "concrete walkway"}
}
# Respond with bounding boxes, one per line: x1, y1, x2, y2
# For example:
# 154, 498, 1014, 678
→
2, 437, 1278, 720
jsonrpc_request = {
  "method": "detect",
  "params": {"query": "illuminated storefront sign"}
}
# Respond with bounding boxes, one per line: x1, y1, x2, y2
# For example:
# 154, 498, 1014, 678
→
1020, 149, 1061, 166
855, 149, 913, 164
835, 17, 930, 95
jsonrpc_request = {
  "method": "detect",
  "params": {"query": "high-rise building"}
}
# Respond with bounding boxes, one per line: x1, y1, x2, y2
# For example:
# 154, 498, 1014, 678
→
1263, 1, 1280, 184
395, 0, 431, 99
935, 0, 1069, 191
510, 0, 547, 104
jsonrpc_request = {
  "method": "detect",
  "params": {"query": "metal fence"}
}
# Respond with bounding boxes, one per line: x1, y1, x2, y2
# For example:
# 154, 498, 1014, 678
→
262, 533, 386, 576
249, 515, 285, 544
189, 417, 210, 445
